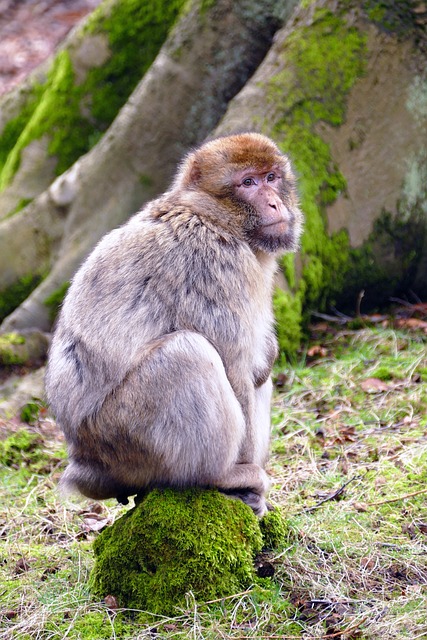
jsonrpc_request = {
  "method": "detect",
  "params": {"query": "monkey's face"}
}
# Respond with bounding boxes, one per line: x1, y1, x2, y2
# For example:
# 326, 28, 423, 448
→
233, 165, 302, 254
178, 132, 303, 254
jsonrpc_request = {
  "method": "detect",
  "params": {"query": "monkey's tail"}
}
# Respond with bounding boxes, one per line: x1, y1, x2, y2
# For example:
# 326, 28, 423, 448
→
59, 460, 134, 502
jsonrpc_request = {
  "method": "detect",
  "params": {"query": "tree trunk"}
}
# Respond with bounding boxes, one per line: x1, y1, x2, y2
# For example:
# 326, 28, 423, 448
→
0, 0, 186, 219
1, 0, 426, 357
0, 0, 297, 331
214, 0, 427, 354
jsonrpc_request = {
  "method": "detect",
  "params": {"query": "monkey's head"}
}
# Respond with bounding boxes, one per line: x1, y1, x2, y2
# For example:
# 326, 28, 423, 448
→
176, 132, 303, 254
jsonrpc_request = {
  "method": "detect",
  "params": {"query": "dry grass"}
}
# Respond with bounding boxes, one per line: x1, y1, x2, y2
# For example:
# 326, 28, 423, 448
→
1, 325, 426, 638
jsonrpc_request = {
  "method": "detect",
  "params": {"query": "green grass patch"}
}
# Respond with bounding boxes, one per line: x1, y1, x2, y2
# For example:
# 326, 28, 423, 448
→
1, 326, 427, 637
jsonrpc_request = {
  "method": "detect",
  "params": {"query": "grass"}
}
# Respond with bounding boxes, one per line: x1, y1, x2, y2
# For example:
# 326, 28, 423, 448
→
1, 323, 427, 638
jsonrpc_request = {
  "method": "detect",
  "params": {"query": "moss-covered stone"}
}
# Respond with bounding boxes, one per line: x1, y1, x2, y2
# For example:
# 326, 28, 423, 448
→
259, 507, 288, 549
5, 197, 34, 219
273, 288, 302, 364
0, 332, 26, 365
339, 205, 427, 310
0, 330, 49, 366
364, 0, 425, 39
90, 488, 286, 614
0, 0, 186, 193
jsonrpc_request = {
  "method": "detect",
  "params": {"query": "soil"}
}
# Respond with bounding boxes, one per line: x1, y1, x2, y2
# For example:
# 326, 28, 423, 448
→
0, 0, 102, 96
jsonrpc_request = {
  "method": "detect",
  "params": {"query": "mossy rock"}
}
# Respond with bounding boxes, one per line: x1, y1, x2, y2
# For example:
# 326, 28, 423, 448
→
0, 330, 49, 366
90, 488, 287, 614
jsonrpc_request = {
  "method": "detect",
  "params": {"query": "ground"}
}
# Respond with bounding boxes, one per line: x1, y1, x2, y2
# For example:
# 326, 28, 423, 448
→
0, 0, 102, 96
1, 304, 426, 638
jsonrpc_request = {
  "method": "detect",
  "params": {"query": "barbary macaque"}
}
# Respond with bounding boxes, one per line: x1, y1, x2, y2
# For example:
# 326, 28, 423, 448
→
46, 133, 302, 516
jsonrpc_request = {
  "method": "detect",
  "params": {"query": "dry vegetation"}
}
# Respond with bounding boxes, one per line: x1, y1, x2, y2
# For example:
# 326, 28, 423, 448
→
1, 316, 427, 639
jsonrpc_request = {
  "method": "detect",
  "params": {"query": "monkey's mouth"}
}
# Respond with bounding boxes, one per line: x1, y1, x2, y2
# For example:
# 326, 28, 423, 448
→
261, 220, 289, 234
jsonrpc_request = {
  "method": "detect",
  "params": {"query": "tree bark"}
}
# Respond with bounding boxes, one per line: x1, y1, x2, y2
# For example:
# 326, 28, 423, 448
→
1, 0, 426, 357
212, 0, 427, 353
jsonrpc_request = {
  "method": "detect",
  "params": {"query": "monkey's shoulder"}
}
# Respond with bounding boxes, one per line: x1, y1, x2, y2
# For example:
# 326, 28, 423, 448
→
146, 192, 240, 244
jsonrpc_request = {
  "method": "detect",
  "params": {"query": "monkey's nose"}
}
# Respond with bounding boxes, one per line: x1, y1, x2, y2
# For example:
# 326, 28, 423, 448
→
269, 203, 277, 210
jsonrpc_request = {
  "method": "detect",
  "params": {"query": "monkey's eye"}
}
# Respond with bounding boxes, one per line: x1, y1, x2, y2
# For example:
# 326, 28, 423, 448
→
242, 177, 255, 187
266, 172, 276, 182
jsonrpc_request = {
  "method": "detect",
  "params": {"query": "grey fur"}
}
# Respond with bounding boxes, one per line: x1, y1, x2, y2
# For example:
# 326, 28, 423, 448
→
46, 133, 302, 516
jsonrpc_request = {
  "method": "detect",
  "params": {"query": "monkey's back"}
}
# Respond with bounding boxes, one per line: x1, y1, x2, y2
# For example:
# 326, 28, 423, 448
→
46, 193, 274, 435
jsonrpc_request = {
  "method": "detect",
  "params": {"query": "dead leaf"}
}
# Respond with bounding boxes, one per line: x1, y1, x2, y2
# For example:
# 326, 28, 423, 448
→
334, 425, 357, 443
360, 378, 390, 393
375, 476, 387, 489
78, 502, 104, 516
353, 502, 368, 512
309, 322, 330, 332
307, 345, 328, 358
14, 557, 32, 574
3, 610, 18, 619
416, 521, 427, 535
396, 318, 427, 331
274, 372, 288, 387
81, 516, 109, 532
360, 556, 376, 571
104, 594, 119, 609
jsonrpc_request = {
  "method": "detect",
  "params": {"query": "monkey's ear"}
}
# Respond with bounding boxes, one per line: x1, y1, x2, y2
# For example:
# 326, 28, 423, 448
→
185, 156, 202, 187
175, 152, 202, 190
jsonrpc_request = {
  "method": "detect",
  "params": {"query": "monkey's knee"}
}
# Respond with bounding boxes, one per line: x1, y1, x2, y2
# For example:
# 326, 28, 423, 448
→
139, 331, 246, 476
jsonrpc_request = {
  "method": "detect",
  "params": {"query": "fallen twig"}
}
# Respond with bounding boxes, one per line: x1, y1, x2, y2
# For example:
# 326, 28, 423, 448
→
303, 476, 361, 513
365, 487, 427, 507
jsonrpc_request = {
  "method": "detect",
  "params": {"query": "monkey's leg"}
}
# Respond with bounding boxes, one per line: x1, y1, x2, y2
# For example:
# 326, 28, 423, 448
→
63, 331, 270, 514
214, 378, 272, 517
253, 377, 273, 466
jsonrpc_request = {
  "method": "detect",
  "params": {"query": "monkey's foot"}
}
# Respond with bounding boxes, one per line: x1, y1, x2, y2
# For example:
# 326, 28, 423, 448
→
222, 490, 268, 518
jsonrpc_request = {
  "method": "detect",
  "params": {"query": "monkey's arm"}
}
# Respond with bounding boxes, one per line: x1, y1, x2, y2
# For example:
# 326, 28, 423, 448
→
252, 333, 278, 388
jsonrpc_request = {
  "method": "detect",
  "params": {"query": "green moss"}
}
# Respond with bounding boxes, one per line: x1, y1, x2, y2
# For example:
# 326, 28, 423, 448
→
139, 174, 154, 188
200, 0, 216, 14
259, 508, 288, 549
20, 400, 45, 424
0, 429, 40, 466
90, 488, 269, 614
0, 332, 26, 365
364, 1, 423, 36
0, 52, 82, 188
370, 366, 393, 381
85, 0, 186, 126
273, 288, 303, 360
43, 282, 70, 323
266, 8, 367, 357
280, 253, 297, 290
0, 274, 43, 322
0, 0, 186, 192
339, 205, 427, 310
5, 197, 33, 219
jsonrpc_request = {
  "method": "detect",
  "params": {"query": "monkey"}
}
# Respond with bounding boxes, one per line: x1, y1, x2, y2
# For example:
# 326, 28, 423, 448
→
45, 133, 303, 517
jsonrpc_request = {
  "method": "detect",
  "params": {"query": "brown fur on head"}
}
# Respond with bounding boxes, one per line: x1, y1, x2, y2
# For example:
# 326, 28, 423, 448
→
175, 133, 293, 197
